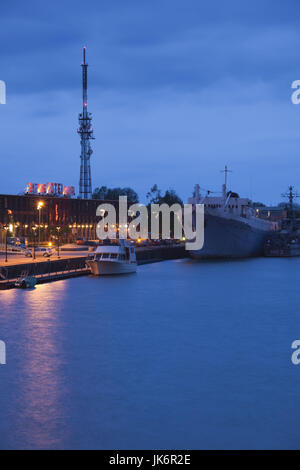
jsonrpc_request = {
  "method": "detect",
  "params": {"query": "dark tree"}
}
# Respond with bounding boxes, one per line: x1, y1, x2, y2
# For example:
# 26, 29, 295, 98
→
161, 189, 183, 206
93, 186, 139, 203
146, 186, 183, 238
146, 185, 183, 206
146, 184, 162, 204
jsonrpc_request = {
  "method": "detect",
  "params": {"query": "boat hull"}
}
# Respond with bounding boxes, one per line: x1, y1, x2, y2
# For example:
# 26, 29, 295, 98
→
264, 236, 300, 257
87, 260, 137, 275
15, 277, 37, 288
189, 213, 271, 259
264, 248, 300, 257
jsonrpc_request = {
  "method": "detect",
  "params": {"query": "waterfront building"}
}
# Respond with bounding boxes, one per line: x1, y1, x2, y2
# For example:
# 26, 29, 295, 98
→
0, 193, 118, 242
255, 206, 287, 222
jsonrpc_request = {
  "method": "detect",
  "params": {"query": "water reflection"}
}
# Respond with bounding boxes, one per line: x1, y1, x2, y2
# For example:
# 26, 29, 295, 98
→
8, 282, 70, 449
0, 288, 19, 311
1, 261, 300, 449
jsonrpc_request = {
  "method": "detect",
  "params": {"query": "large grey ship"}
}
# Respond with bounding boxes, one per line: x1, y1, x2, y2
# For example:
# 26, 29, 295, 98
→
188, 168, 278, 259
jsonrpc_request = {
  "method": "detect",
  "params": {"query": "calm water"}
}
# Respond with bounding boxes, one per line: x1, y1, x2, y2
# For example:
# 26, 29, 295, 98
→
1, 258, 300, 449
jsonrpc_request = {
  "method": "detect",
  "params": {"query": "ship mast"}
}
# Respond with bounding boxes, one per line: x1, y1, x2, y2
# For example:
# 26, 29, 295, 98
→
221, 165, 232, 198
78, 46, 94, 199
282, 185, 299, 223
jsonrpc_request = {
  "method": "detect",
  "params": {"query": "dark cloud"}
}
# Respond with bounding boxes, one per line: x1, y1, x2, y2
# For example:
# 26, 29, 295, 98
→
1, 0, 300, 94
1, 0, 300, 202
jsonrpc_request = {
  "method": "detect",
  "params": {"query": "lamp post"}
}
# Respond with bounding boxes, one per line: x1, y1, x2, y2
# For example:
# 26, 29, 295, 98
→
32, 226, 37, 260
4, 225, 9, 263
56, 226, 61, 259
37, 201, 44, 246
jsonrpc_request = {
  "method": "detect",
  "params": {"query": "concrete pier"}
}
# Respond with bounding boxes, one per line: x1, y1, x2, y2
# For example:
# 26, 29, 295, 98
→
0, 256, 88, 289
0, 244, 187, 289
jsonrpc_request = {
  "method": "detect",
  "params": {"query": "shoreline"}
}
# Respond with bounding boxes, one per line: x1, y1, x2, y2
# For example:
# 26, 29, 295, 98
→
0, 244, 187, 289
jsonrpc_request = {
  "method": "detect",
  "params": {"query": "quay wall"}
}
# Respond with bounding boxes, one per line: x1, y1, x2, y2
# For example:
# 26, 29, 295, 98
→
0, 245, 187, 282
0, 257, 87, 281
136, 245, 186, 264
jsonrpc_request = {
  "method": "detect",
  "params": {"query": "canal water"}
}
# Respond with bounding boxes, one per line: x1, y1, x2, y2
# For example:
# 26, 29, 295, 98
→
0, 258, 300, 449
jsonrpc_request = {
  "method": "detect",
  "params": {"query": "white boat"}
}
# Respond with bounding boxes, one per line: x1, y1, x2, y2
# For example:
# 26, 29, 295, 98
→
15, 272, 37, 288
86, 240, 137, 275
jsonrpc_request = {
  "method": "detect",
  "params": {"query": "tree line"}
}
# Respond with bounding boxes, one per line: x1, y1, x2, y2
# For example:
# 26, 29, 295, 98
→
92, 185, 183, 206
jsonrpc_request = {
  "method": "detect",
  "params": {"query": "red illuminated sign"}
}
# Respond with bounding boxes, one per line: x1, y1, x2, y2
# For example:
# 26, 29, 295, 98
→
25, 183, 75, 197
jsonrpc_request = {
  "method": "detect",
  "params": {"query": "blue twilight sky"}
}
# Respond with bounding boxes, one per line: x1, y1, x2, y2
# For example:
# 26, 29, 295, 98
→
1, 0, 300, 204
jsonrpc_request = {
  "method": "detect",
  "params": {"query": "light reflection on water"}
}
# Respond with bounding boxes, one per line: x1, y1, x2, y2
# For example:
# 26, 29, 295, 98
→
1, 258, 300, 449
0, 282, 69, 449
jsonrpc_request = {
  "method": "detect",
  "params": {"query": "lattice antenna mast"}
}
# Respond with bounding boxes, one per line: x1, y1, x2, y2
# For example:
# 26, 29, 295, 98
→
78, 46, 94, 199
281, 185, 300, 220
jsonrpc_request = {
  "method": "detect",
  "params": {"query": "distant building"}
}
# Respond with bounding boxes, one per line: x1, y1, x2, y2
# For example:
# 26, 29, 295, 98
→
0, 193, 118, 241
255, 206, 287, 222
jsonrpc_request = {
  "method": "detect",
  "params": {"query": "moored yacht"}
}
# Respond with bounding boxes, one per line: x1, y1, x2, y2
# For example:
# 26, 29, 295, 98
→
86, 239, 137, 275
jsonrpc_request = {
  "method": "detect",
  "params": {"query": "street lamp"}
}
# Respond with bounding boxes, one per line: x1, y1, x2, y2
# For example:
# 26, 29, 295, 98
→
37, 201, 44, 246
4, 225, 9, 263
32, 226, 37, 260
56, 226, 61, 259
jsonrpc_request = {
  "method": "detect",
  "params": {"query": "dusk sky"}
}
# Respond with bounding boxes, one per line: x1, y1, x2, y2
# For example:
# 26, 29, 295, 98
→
1, 0, 300, 204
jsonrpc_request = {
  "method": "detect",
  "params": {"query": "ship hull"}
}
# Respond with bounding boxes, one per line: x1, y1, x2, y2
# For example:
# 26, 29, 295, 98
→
86, 259, 137, 275
189, 213, 271, 259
